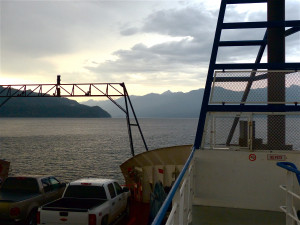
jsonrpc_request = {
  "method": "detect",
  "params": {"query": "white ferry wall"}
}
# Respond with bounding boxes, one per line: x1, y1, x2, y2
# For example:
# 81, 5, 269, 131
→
193, 149, 300, 212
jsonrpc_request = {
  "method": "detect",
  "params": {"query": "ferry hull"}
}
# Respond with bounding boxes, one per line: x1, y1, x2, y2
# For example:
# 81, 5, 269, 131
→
120, 145, 191, 203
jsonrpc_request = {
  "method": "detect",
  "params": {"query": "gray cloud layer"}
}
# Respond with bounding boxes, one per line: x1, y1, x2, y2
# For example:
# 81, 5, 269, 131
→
87, 4, 218, 86
1, 1, 299, 91
88, 1, 299, 83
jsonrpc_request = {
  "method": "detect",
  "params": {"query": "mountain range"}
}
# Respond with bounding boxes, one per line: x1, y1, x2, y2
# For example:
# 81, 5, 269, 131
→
1, 84, 299, 118
82, 85, 300, 118
82, 89, 204, 118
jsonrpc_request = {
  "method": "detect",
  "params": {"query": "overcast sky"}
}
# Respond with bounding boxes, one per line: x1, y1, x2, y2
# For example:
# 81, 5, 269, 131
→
0, 0, 299, 98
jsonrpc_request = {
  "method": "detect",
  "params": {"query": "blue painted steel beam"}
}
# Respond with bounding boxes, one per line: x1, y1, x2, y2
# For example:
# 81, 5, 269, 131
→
207, 105, 300, 112
226, 0, 267, 4
225, 30, 267, 145
215, 70, 297, 82
286, 26, 300, 36
215, 73, 267, 82
215, 63, 300, 70
277, 162, 300, 185
223, 20, 300, 29
219, 40, 265, 46
193, 0, 227, 150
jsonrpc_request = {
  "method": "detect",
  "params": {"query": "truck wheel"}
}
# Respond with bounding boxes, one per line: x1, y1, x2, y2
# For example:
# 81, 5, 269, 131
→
101, 216, 108, 225
26, 209, 37, 225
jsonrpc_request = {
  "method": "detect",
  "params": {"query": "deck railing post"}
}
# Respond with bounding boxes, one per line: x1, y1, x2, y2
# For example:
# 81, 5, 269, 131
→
165, 203, 177, 225
179, 180, 186, 224
188, 163, 193, 224
286, 171, 294, 225
277, 162, 300, 224
174, 189, 180, 224
186, 170, 190, 224
184, 179, 188, 225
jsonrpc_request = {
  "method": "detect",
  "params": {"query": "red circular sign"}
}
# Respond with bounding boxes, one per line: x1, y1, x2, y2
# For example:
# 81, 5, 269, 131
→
249, 154, 256, 161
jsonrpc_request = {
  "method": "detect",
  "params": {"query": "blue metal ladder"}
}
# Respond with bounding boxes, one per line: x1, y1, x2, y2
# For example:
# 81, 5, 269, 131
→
194, 0, 300, 149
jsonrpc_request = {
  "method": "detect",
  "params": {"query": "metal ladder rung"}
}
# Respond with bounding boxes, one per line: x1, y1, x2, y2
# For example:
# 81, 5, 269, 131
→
223, 20, 300, 29
226, 0, 267, 4
286, 27, 300, 36
218, 28, 299, 47
219, 40, 265, 46
214, 62, 300, 70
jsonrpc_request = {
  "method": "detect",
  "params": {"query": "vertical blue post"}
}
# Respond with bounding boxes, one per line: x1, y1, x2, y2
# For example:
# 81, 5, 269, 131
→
194, 0, 227, 149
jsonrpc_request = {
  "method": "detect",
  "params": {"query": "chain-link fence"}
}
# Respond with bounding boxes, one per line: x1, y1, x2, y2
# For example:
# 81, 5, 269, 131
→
210, 70, 300, 104
203, 112, 299, 151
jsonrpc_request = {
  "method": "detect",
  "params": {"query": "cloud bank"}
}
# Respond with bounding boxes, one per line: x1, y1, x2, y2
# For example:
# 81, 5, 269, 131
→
1, 0, 299, 94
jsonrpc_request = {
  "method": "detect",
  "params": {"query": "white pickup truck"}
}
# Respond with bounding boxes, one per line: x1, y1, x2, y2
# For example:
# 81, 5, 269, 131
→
37, 178, 131, 225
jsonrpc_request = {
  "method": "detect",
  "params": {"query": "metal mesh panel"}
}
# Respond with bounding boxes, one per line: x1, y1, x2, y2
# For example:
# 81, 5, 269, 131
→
214, 116, 247, 147
210, 71, 300, 104
203, 113, 249, 149
203, 114, 212, 148
286, 116, 300, 149
251, 115, 267, 148
203, 112, 300, 151
252, 114, 295, 150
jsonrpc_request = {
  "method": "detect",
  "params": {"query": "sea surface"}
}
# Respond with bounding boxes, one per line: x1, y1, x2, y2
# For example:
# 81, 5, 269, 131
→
0, 118, 198, 183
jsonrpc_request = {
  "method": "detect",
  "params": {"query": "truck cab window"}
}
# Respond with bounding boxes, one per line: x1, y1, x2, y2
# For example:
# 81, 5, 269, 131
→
108, 183, 116, 198
42, 178, 52, 193
114, 182, 122, 195
49, 177, 60, 189
64, 185, 107, 199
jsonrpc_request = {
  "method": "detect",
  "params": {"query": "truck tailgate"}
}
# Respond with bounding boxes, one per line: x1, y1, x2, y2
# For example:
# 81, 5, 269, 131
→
0, 201, 12, 220
40, 198, 106, 224
40, 210, 88, 224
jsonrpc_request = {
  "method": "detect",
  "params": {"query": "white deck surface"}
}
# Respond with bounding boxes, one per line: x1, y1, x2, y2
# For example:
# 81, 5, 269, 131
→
192, 206, 285, 225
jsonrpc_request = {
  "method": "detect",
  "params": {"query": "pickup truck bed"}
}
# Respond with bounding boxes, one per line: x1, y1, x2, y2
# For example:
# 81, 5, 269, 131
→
42, 198, 106, 212
0, 191, 40, 202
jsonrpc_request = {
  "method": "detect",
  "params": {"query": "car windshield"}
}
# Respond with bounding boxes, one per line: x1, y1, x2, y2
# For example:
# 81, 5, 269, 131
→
64, 185, 107, 199
1, 177, 40, 194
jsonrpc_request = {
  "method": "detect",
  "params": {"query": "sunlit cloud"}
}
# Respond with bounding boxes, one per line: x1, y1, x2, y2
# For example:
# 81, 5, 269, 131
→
1, 0, 299, 97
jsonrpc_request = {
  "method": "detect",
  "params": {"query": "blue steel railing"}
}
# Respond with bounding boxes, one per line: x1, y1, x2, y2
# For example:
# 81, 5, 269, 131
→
277, 162, 300, 186
277, 162, 300, 225
151, 146, 196, 225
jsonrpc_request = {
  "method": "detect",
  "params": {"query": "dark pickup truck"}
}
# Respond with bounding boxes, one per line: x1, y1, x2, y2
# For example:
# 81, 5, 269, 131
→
0, 175, 65, 225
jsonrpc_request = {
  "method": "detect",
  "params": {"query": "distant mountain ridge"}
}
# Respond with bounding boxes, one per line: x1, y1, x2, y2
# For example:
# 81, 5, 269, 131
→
83, 89, 204, 118
82, 85, 300, 118
0, 86, 111, 118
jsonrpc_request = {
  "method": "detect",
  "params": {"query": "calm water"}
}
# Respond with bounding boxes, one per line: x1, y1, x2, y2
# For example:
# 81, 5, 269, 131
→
0, 118, 198, 183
